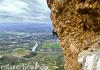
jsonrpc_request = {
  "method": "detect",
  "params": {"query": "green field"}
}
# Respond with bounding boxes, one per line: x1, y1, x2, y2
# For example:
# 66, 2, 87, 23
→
42, 40, 60, 48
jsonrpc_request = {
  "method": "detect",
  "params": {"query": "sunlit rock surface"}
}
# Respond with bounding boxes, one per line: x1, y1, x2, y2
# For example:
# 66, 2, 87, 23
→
47, 0, 100, 70
78, 41, 100, 70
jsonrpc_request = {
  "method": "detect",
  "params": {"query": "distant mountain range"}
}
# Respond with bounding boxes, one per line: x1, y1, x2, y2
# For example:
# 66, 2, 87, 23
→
0, 23, 53, 33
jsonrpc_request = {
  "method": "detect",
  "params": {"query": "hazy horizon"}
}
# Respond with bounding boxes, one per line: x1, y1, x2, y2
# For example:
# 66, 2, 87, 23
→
0, 23, 53, 33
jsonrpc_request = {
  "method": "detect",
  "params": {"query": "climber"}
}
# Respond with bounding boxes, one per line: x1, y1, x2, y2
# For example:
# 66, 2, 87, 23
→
52, 29, 58, 37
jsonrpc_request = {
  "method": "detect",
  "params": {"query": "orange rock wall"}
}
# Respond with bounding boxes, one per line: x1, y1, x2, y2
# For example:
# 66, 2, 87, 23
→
47, 0, 100, 70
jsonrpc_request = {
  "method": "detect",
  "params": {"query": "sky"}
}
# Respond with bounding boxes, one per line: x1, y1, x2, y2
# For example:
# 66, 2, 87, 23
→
0, 0, 51, 24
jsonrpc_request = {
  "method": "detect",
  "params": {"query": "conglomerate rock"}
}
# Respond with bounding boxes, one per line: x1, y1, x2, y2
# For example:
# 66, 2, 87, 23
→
47, 0, 100, 70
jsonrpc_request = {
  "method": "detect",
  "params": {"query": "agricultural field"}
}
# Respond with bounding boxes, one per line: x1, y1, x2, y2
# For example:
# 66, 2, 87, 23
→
42, 40, 60, 48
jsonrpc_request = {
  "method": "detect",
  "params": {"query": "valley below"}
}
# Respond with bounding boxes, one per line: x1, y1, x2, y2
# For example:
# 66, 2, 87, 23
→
0, 31, 64, 70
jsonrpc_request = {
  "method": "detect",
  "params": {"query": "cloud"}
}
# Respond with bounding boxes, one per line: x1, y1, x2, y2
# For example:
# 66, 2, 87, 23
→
0, 0, 50, 23
0, 0, 28, 15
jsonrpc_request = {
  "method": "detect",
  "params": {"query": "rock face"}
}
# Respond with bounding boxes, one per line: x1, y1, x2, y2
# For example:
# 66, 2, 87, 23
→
47, 0, 100, 70
78, 41, 100, 70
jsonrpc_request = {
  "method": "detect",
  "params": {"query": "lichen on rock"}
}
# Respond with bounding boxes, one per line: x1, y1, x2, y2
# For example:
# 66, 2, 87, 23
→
47, 0, 100, 70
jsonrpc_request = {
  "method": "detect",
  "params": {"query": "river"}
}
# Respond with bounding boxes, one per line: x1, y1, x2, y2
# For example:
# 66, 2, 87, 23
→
32, 41, 38, 52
